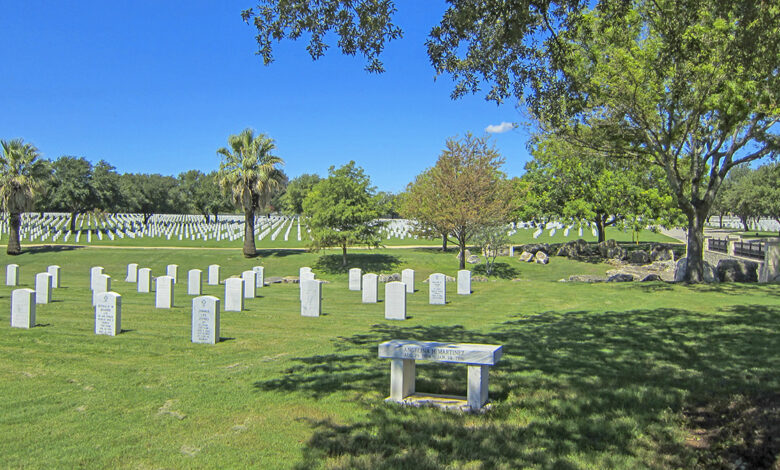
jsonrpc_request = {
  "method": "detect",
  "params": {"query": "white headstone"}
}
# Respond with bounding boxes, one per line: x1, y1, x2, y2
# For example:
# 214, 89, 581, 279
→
191, 295, 220, 344
137, 268, 152, 293
428, 273, 446, 305
300, 267, 312, 279
300, 279, 321, 317
34, 272, 52, 304
384, 281, 406, 320
224, 277, 244, 312
166, 264, 178, 283
94, 292, 121, 336
401, 268, 415, 294
155, 275, 174, 309
208, 264, 221, 285
90, 266, 104, 291
6, 264, 19, 286
187, 269, 202, 296
46, 265, 61, 288
10, 288, 36, 328
125, 263, 138, 282
349, 268, 362, 291
92, 274, 112, 305
242, 270, 256, 299
457, 270, 471, 295
253, 266, 264, 288
362, 273, 378, 303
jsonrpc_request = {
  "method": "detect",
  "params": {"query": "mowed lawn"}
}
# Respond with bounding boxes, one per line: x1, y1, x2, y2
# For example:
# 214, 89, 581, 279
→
0, 242, 777, 469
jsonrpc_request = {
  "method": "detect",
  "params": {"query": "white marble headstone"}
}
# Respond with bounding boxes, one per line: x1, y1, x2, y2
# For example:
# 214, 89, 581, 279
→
192, 295, 220, 344
428, 273, 446, 305
401, 268, 414, 293
457, 270, 471, 295
137, 268, 152, 293
166, 264, 178, 283
253, 266, 264, 288
95, 292, 121, 336
34, 272, 52, 304
187, 269, 202, 296
224, 277, 244, 311
11, 288, 36, 328
125, 263, 138, 282
90, 266, 104, 291
6, 264, 19, 287
208, 264, 220, 285
362, 273, 378, 303
300, 279, 321, 317
92, 274, 112, 305
349, 268, 362, 291
384, 281, 406, 320
242, 270, 256, 299
46, 265, 61, 288
155, 275, 174, 309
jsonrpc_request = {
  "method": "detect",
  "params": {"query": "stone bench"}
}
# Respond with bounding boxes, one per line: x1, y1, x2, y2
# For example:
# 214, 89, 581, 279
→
378, 340, 503, 411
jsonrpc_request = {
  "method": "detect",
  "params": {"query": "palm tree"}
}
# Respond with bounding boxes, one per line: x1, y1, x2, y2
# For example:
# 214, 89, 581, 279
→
217, 129, 285, 257
0, 139, 42, 255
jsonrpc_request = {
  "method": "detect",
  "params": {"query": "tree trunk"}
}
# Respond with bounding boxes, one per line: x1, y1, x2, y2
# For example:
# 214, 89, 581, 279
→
69, 212, 78, 232
441, 233, 448, 251
203, 212, 210, 224
683, 208, 708, 283
594, 215, 606, 243
458, 235, 466, 270
143, 213, 152, 225
740, 217, 749, 231
243, 208, 256, 257
718, 214, 723, 228
7, 212, 22, 255
342, 243, 348, 267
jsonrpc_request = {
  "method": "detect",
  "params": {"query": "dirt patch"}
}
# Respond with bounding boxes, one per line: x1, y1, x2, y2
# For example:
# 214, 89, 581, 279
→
684, 392, 780, 469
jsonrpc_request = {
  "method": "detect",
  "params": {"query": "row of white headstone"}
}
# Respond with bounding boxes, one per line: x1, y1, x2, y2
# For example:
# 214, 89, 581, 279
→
2, 212, 304, 244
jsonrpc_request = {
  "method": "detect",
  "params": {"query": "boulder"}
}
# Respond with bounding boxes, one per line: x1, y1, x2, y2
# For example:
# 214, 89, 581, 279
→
674, 258, 718, 283
650, 244, 674, 262
567, 274, 607, 283
597, 239, 627, 260
466, 255, 482, 264
716, 259, 758, 282
518, 251, 534, 262
534, 251, 549, 265
629, 250, 650, 265
472, 275, 489, 283
378, 273, 402, 283
640, 274, 663, 282
265, 276, 284, 284
607, 273, 634, 282
556, 239, 592, 259
456, 249, 472, 260
282, 276, 299, 284
521, 243, 550, 256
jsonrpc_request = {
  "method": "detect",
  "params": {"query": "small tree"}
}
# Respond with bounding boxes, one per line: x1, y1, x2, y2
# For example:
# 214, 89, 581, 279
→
49, 156, 94, 232
302, 161, 384, 267
424, 133, 513, 269
473, 224, 510, 276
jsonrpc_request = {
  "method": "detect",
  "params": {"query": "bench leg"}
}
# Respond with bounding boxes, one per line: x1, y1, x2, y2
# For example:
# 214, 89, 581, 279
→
467, 365, 489, 410
390, 359, 415, 400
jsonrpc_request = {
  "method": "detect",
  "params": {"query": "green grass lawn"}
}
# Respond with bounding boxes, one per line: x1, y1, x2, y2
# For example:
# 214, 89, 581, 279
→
0, 243, 776, 469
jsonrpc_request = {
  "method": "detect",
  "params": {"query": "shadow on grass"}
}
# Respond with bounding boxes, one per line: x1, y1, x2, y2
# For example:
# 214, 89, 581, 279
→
473, 262, 519, 279
21, 245, 85, 254
685, 282, 779, 297
253, 249, 308, 258
314, 253, 401, 274
254, 304, 780, 469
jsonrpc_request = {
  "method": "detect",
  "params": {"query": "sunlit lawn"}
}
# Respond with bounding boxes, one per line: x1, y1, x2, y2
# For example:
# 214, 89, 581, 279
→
0, 240, 776, 468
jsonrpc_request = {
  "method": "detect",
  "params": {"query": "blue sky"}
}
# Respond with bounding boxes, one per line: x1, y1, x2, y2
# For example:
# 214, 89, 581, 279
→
1, 0, 531, 193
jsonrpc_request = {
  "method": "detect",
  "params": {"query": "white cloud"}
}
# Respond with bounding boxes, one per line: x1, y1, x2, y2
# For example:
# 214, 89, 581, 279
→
485, 121, 515, 134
